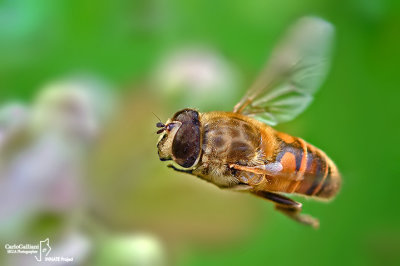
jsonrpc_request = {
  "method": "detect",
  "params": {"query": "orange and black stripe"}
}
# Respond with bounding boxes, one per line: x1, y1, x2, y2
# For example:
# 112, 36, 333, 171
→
315, 162, 341, 198
274, 132, 340, 199
274, 134, 308, 192
275, 137, 304, 173
298, 144, 340, 199
303, 146, 329, 196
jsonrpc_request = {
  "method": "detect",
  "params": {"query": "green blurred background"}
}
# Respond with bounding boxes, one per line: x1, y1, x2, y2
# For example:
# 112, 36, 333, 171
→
1, 0, 400, 265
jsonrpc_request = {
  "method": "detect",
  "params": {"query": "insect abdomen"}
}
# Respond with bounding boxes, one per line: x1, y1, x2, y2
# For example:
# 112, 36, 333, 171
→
295, 143, 341, 199
274, 133, 341, 199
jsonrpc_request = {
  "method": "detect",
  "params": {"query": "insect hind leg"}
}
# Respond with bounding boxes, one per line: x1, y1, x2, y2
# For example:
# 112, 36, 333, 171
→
253, 191, 320, 229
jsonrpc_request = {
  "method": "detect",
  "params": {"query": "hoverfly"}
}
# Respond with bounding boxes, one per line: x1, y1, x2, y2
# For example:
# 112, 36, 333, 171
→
156, 17, 341, 228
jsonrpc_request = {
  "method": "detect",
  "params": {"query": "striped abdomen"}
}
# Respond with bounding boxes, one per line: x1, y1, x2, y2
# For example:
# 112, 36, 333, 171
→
272, 132, 341, 199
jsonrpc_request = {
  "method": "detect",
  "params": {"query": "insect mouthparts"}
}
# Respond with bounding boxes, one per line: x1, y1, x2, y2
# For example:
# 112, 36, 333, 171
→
156, 128, 165, 134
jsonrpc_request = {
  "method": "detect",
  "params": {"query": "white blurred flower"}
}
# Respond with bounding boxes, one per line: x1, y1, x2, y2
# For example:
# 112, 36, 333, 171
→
0, 102, 29, 148
0, 75, 115, 238
0, 134, 82, 220
95, 233, 166, 266
30, 76, 115, 143
154, 47, 240, 110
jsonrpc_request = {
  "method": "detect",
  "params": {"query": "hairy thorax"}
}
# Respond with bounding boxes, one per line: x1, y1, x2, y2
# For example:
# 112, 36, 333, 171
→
192, 112, 275, 187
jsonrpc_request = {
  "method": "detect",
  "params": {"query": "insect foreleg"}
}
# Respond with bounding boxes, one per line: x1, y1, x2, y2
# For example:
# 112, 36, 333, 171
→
229, 164, 267, 175
222, 184, 253, 192
167, 164, 193, 175
229, 162, 283, 176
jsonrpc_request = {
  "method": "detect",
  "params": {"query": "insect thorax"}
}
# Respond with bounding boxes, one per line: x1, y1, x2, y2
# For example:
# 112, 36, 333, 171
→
200, 112, 262, 167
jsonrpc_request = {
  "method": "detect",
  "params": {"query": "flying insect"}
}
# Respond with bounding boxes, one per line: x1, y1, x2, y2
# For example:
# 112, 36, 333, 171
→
156, 17, 341, 228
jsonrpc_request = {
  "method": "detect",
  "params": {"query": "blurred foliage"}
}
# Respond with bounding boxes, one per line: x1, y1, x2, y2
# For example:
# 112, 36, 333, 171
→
0, 0, 400, 266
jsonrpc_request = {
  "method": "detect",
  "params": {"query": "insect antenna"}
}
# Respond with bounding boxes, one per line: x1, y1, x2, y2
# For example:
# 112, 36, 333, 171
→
152, 112, 166, 129
152, 112, 163, 123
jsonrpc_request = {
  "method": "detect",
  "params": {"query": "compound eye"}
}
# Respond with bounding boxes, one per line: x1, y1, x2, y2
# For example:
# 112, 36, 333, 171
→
172, 122, 201, 168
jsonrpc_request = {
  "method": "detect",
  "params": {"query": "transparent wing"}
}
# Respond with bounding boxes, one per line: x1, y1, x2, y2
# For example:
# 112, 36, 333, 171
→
233, 17, 335, 126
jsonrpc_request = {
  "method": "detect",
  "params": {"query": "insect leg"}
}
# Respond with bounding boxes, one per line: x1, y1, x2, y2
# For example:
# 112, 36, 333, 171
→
167, 164, 193, 174
229, 163, 283, 176
253, 191, 320, 229
223, 184, 253, 192
229, 164, 267, 174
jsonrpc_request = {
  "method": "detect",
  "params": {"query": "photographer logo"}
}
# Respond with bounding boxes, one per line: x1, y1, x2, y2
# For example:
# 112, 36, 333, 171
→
4, 238, 73, 263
